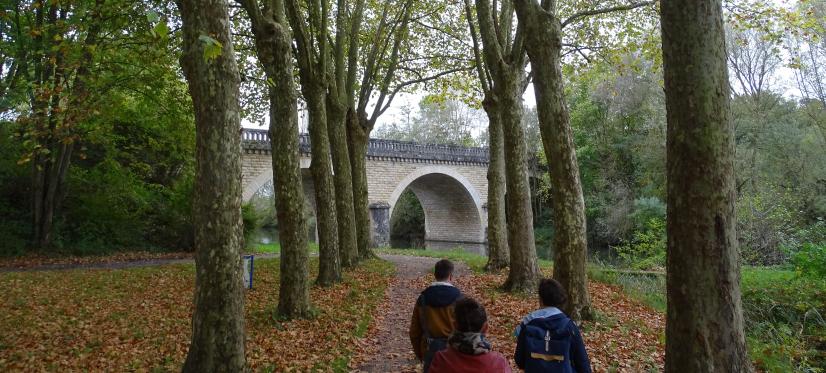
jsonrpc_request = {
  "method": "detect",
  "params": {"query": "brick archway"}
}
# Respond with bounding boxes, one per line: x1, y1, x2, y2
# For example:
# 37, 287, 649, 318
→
388, 167, 486, 254
240, 130, 490, 254
243, 168, 272, 202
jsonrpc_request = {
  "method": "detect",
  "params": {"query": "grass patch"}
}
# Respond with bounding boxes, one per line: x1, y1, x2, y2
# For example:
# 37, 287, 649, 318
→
377, 247, 552, 273
588, 265, 826, 372
587, 267, 666, 312
246, 243, 319, 255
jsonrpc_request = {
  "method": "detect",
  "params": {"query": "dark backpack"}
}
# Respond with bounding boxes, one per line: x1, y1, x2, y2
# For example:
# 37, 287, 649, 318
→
520, 319, 575, 373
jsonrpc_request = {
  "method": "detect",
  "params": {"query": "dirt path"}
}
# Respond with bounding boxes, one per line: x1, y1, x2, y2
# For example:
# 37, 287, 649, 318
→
355, 254, 467, 373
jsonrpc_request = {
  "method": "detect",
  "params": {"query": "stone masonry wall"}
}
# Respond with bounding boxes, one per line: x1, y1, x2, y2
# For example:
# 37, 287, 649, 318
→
241, 149, 490, 252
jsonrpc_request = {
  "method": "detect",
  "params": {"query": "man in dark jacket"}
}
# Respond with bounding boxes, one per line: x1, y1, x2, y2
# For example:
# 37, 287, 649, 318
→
514, 278, 591, 373
409, 259, 463, 372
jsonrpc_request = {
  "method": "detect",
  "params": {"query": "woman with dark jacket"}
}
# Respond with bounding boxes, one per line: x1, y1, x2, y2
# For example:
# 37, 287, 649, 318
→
514, 279, 592, 373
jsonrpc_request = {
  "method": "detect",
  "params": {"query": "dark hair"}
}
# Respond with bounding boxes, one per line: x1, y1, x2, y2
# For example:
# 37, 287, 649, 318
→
434, 259, 454, 281
538, 278, 568, 308
454, 297, 487, 332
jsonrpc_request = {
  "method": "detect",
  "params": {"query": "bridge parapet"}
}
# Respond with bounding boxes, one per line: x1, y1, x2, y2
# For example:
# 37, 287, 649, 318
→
241, 128, 489, 165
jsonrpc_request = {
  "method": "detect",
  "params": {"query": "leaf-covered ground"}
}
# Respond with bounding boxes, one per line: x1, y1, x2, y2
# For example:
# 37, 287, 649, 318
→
368, 250, 665, 372
0, 258, 393, 371
450, 269, 665, 372
0, 251, 194, 270
0, 251, 665, 372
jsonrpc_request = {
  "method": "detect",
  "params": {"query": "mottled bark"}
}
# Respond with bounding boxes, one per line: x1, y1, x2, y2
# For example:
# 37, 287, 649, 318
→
661, 0, 750, 371
327, 0, 360, 268
237, 0, 311, 318
284, 0, 342, 284
304, 88, 341, 285
347, 109, 373, 258
482, 97, 509, 271
473, 0, 539, 292
177, 0, 246, 370
512, 0, 592, 320
498, 72, 540, 292
327, 100, 359, 267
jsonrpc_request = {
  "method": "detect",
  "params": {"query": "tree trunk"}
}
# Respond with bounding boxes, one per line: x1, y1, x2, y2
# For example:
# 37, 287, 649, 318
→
482, 96, 509, 271
237, 0, 311, 319
661, 0, 750, 371
177, 0, 246, 370
513, 0, 592, 320
24, 0, 103, 249
348, 109, 373, 257
29, 2, 66, 249
304, 88, 341, 286
327, 99, 359, 268
271, 83, 311, 317
497, 69, 540, 293
283, 0, 342, 283
269, 26, 312, 316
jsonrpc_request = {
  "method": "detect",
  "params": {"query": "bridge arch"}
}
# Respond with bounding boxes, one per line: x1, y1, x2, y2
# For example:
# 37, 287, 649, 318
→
240, 129, 490, 254
387, 166, 486, 254
243, 169, 273, 202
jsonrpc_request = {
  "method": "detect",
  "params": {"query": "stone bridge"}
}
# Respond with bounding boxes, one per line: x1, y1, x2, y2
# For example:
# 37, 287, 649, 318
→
240, 129, 490, 254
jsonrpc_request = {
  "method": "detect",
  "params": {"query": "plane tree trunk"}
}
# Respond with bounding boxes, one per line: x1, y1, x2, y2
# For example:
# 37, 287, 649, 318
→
347, 110, 373, 257
661, 0, 750, 370
482, 96, 510, 271
512, 0, 592, 320
473, 0, 540, 292
303, 87, 341, 285
177, 0, 246, 369
327, 98, 359, 267
496, 71, 540, 292
284, 0, 342, 285
237, 0, 311, 318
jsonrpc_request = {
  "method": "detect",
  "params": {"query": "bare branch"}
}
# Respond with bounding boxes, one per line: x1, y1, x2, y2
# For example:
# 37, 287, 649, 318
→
464, 0, 491, 93
377, 66, 474, 116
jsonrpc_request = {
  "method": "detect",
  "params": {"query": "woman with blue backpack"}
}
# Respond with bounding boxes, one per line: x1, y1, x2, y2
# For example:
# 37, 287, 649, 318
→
514, 278, 592, 373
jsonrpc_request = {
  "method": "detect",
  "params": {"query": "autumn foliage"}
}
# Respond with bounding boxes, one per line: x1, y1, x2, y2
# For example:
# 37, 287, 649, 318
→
446, 268, 665, 372
0, 258, 393, 371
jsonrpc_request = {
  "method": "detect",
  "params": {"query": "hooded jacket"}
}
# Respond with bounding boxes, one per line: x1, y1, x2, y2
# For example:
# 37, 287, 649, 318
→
430, 346, 512, 373
514, 313, 592, 373
409, 283, 463, 360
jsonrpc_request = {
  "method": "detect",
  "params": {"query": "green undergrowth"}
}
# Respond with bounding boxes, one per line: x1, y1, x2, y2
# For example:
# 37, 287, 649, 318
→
589, 265, 825, 372
246, 242, 319, 255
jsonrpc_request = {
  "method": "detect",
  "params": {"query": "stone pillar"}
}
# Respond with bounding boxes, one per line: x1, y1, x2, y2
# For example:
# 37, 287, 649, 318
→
369, 202, 390, 248
482, 203, 489, 256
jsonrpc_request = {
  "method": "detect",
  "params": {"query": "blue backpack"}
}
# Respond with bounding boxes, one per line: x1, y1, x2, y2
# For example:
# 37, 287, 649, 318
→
520, 320, 575, 373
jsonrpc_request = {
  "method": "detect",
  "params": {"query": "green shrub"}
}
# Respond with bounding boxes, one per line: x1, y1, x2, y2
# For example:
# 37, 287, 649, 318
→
390, 189, 424, 248
791, 243, 826, 280
59, 159, 152, 253
741, 268, 826, 371
0, 123, 31, 256
146, 176, 194, 251
630, 197, 666, 231
534, 226, 554, 260
614, 217, 666, 270
242, 202, 260, 240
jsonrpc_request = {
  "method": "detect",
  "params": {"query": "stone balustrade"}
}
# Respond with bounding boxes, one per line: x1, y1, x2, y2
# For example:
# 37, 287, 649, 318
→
241, 128, 489, 165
